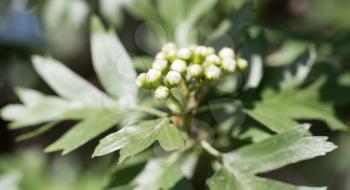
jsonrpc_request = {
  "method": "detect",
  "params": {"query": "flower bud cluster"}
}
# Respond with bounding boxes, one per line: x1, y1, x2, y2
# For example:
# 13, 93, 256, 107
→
136, 43, 248, 101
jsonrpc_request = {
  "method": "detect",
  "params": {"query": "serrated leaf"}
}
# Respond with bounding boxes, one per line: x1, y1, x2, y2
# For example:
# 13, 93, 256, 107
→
93, 118, 184, 163
45, 112, 121, 154
208, 167, 326, 190
245, 105, 298, 133
224, 125, 337, 175
32, 55, 115, 106
90, 16, 137, 106
157, 123, 184, 151
0, 88, 106, 129
246, 78, 347, 132
93, 118, 168, 158
1, 93, 68, 128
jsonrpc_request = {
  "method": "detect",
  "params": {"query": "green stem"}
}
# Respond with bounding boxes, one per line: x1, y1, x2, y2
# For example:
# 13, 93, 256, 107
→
200, 140, 222, 158
183, 114, 193, 136
169, 92, 182, 111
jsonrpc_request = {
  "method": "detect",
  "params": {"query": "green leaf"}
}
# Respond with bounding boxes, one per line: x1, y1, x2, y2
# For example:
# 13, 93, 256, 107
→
246, 78, 347, 132
157, 0, 186, 26
16, 121, 60, 141
90, 16, 137, 106
32, 55, 115, 106
157, 123, 184, 151
45, 111, 121, 155
1, 88, 107, 129
132, 56, 153, 72
224, 125, 337, 175
208, 167, 326, 190
175, 0, 218, 46
245, 104, 298, 133
1, 89, 69, 128
159, 163, 184, 190
104, 151, 152, 188
93, 118, 184, 163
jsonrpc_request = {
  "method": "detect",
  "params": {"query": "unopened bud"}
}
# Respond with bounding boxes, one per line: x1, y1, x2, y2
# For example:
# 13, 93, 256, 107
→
177, 48, 192, 60
165, 71, 182, 87
136, 73, 148, 88
205, 65, 221, 80
237, 58, 248, 71
221, 58, 236, 72
162, 42, 177, 61
154, 86, 169, 100
196, 46, 208, 57
189, 44, 198, 52
162, 42, 176, 52
171, 59, 187, 73
205, 54, 220, 66
155, 52, 165, 60
152, 59, 168, 72
206, 47, 215, 55
188, 64, 203, 78
165, 49, 177, 60
219, 47, 234, 59
146, 69, 162, 85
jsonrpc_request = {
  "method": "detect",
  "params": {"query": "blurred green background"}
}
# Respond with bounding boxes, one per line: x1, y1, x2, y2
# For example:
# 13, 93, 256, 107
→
0, 0, 350, 189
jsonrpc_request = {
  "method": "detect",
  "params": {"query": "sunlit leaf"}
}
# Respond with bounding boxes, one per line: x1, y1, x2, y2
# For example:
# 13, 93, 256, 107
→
157, 123, 184, 151
246, 78, 347, 132
90, 16, 137, 106
45, 111, 121, 155
224, 125, 337, 174
208, 167, 326, 190
93, 118, 184, 163
32, 55, 115, 106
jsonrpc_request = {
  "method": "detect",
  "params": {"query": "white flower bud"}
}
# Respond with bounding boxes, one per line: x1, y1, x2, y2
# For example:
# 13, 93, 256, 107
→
155, 52, 165, 60
146, 69, 162, 84
162, 42, 176, 52
237, 58, 248, 70
205, 65, 221, 80
152, 59, 168, 72
206, 47, 215, 55
205, 54, 220, 66
188, 64, 203, 78
165, 71, 182, 87
154, 86, 169, 100
189, 44, 198, 52
171, 59, 187, 73
162, 42, 177, 60
196, 46, 208, 57
165, 49, 177, 60
219, 47, 235, 59
136, 73, 148, 88
177, 48, 192, 60
221, 58, 237, 72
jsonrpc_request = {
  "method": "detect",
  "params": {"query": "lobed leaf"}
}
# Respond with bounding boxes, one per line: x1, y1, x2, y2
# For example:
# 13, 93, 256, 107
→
224, 125, 337, 175
93, 118, 185, 163
90, 16, 137, 107
208, 167, 326, 190
45, 111, 121, 155
246, 78, 347, 132
32, 55, 115, 106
